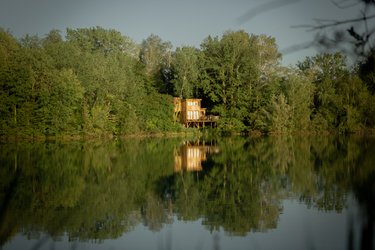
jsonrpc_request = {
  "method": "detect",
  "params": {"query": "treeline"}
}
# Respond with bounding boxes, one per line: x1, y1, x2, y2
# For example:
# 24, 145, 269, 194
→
0, 27, 178, 137
1, 27, 375, 137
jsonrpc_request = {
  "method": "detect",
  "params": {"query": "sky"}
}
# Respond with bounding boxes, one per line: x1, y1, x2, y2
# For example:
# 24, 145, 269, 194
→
0, 0, 367, 65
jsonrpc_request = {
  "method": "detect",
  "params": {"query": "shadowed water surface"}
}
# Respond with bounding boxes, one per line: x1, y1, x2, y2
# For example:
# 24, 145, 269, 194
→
0, 135, 374, 250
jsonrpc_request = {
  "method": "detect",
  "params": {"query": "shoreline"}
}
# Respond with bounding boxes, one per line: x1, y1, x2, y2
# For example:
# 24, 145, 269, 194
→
1, 128, 374, 143
0, 130, 201, 143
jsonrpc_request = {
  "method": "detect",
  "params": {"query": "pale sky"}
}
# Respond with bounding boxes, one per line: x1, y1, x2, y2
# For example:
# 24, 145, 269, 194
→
0, 0, 367, 65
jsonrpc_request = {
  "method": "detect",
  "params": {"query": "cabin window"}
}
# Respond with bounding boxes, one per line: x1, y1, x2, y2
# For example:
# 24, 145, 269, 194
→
187, 110, 200, 120
188, 101, 198, 106
194, 111, 199, 119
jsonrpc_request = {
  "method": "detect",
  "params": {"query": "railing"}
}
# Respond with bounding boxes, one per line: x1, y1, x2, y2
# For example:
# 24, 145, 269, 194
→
205, 115, 219, 121
186, 115, 219, 122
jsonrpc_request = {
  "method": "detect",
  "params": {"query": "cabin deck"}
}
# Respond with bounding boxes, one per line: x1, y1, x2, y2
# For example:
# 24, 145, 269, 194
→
184, 115, 219, 128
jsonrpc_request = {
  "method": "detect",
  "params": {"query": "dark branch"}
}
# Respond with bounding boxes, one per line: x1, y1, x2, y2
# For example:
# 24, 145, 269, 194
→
280, 41, 316, 55
237, 0, 300, 24
291, 13, 375, 31
331, 0, 361, 9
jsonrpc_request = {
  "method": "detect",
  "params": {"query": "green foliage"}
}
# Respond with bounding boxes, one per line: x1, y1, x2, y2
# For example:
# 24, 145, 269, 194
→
1, 26, 374, 137
215, 116, 246, 133
140, 34, 173, 92
268, 94, 293, 133
171, 46, 200, 98
298, 53, 374, 132
0, 27, 178, 137
358, 49, 375, 95
199, 31, 259, 132
43, 69, 84, 135
283, 72, 315, 131
139, 93, 180, 132
66, 26, 139, 57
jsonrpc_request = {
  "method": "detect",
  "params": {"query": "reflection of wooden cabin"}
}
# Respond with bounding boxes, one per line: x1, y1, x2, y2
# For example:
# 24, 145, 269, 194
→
173, 97, 218, 128
174, 141, 219, 172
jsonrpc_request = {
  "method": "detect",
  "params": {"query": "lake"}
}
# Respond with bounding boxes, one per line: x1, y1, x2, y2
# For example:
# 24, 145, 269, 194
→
0, 135, 374, 250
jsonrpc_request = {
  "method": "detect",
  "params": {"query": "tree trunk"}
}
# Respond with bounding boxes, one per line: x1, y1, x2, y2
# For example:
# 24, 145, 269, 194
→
14, 105, 17, 126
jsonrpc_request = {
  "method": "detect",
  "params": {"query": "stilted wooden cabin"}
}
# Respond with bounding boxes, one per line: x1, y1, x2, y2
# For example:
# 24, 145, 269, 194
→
173, 97, 218, 128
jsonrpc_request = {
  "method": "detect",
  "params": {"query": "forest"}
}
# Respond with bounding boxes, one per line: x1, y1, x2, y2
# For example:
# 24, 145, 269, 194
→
1, 26, 375, 138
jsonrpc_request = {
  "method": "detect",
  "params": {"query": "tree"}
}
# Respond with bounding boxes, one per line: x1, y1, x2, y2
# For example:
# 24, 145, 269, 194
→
298, 53, 348, 131
140, 34, 173, 92
200, 30, 259, 132
336, 73, 372, 131
43, 69, 84, 135
359, 49, 375, 94
0, 29, 24, 134
283, 71, 315, 131
254, 34, 282, 80
171, 46, 200, 98
66, 26, 139, 57
268, 94, 293, 133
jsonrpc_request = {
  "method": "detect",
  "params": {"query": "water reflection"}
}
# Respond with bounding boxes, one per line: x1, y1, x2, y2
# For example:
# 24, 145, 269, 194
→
174, 140, 219, 172
0, 136, 374, 249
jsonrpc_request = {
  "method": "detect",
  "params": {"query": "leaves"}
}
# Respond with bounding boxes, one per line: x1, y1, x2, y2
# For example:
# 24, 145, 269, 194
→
0, 26, 374, 136
171, 46, 200, 98
0, 28, 177, 137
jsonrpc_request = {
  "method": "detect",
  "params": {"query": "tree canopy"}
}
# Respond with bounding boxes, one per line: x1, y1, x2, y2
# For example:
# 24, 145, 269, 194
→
0, 26, 374, 137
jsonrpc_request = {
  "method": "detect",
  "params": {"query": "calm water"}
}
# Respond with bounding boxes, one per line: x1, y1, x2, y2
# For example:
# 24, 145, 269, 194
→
0, 136, 374, 250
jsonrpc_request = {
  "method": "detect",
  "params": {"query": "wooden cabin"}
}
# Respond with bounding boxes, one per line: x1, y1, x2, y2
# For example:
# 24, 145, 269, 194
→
173, 97, 218, 128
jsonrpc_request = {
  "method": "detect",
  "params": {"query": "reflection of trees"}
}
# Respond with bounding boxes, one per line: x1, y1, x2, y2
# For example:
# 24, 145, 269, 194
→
0, 135, 374, 247
141, 192, 172, 232
159, 135, 375, 241
161, 137, 284, 235
199, 137, 281, 235
0, 138, 179, 245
